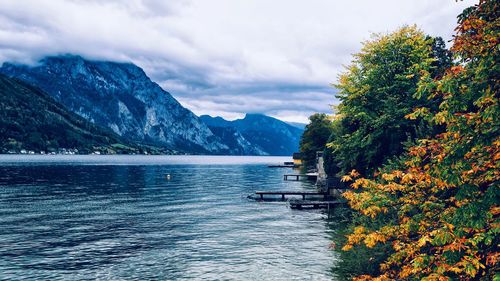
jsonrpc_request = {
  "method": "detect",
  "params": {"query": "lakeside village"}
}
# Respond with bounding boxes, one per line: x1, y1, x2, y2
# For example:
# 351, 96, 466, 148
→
2, 144, 183, 155
5, 148, 155, 155
7, 148, 85, 155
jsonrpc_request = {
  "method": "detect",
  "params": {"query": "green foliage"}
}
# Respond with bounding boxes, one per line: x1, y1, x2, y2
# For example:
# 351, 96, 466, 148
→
327, 26, 448, 177
299, 113, 333, 168
323, 118, 342, 176
428, 36, 453, 78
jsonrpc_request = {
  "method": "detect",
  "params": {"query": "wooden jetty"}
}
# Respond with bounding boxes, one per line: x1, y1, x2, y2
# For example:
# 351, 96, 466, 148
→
249, 191, 345, 210
253, 191, 327, 200
283, 173, 318, 181
288, 199, 344, 210
268, 161, 296, 168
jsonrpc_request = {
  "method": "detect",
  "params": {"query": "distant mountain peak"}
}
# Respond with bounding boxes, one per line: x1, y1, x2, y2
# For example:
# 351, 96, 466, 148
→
242, 113, 272, 121
244, 113, 265, 117
200, 113, 304, 156
285, 121, 307, 130
40, 54, 132, 66
199, 115, 233, 128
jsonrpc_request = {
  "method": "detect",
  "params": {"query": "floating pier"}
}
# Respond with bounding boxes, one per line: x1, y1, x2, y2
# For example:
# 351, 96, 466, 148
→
288, 199, 344, 210
283, 173, 318, 181
253, 191, 327, 201
249, 191, 345, 210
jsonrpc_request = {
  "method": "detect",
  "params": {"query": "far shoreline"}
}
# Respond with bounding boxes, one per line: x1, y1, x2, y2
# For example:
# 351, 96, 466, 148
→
0, 154, 293, 166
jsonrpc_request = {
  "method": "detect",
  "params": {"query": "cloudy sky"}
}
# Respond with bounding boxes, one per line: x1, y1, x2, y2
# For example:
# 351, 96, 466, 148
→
0, 0, 475, 123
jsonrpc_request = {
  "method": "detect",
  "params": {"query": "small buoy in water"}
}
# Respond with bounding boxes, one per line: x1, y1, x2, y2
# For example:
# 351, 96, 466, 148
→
166, 174, 171, 180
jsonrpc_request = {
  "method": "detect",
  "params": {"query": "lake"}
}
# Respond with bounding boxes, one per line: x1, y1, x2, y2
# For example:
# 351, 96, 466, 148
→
0, 155, 339, 280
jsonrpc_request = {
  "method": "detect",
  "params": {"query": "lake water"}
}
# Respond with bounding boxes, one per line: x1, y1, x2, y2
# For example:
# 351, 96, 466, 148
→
0, 155, 339, 280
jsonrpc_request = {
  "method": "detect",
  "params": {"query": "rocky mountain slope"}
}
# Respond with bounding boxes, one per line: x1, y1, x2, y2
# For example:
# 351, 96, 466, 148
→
0, 55, 227, 154
207, 126, 268, 155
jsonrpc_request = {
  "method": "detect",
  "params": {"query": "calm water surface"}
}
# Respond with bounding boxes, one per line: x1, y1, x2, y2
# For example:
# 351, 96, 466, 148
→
0, 155, 339, 280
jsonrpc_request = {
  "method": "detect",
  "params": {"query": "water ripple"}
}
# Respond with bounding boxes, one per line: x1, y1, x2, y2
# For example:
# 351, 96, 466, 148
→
0, 156, 337, 280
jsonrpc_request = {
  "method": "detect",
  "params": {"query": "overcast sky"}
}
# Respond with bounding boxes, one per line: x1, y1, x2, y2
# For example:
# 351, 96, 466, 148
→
0, 0, 475, 123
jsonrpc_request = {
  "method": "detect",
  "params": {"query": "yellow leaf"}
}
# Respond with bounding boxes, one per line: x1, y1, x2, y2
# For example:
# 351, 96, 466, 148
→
341, 175, 352, 182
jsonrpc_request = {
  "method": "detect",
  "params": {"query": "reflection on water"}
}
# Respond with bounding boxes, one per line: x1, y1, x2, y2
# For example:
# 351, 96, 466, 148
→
0, 155, 338, 280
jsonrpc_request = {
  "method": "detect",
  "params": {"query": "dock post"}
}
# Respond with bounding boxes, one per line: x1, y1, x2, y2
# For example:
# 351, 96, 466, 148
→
302, 194, 305, 200
282, 194, 285, 200
260, 194, 263, 200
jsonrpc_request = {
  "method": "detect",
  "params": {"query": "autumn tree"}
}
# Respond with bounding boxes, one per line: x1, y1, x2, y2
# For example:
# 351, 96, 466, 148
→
342, 1, 499, 279
328, 26, 450, 177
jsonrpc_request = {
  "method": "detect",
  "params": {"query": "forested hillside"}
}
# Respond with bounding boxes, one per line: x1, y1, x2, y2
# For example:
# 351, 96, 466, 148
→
0, 74, 145, 154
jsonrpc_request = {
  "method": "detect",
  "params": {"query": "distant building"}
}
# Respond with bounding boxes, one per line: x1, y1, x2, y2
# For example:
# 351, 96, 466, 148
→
292, 152, 302, 166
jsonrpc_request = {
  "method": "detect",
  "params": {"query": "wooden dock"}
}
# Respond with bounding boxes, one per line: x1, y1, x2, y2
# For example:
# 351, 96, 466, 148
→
268, 161, 296, 168
288, 199, 344, 209
253, 191, 327, 200
248, 191, 345, 210
283, 173, 318, 181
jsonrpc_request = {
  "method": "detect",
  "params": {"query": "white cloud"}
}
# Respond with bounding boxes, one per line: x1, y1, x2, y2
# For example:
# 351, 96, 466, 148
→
0, 0, 476, 123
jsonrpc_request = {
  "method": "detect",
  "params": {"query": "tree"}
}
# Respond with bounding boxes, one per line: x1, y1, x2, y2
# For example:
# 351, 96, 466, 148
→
323, 117, 344, 176
342, 1, 499, 279
299, 113, 333, 168
328, 26, 449, 177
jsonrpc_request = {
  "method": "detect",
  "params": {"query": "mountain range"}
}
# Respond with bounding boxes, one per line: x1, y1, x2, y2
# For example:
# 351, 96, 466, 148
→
0, 55, 304, 155
0, 74, 149, 154
201, 114, 303, 156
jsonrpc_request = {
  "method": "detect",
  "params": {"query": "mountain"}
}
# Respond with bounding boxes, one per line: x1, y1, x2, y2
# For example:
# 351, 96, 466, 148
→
0, 55, 227, 154
200, 116, 233, 128
200, 114, 303, 156
0, 74, 146, 154
207, 126, 268, 155
199, 115, 267, 155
